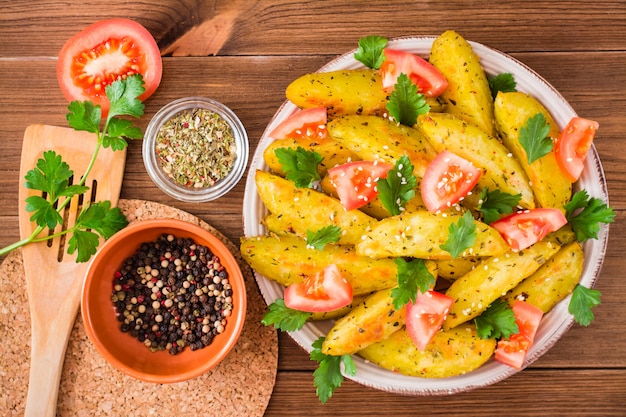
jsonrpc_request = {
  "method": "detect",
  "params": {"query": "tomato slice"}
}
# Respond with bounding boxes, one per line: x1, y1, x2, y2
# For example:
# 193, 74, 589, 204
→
406, 290, 454, 351
491, 208, 568, 251
421, 150, 482, 213
554, 117, 599, 182
380, 48, 448, 97
57, 18, 162, 116
283, 264, 353, 313
495, 300, 543, 369
327, 160, 393, 211
269, 107, 328, 140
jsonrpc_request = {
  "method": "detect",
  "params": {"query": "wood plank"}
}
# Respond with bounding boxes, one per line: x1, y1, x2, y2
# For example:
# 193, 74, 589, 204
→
0, 1, 625, 57
267, 369, 626, 416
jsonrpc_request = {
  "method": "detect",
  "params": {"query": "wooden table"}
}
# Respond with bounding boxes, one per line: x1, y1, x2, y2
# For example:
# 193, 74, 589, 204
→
1, 1, 625, 415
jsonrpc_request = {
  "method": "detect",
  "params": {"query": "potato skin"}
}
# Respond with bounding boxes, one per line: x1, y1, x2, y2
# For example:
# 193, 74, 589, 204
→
443, 237, 562, 330
255, 170, 376, 246
429, 30, 495, 136
506, 242, 583, 313
356, 210, 508, 260
240, 234, 398, 295
494, 91, 572, 210
358, 324, 496, 378
418, 112, 535, 209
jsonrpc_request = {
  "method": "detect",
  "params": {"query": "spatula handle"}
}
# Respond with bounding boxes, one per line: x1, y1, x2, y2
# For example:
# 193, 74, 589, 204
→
24, 306, 77, 417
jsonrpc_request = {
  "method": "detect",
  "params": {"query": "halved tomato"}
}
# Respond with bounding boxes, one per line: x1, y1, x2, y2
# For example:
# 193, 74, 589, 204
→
421, 150, 482, 213
495, 300, 543, 369
57, 18, 162, 116
491, 208, 568, 251
554, 117, 599, 182
269, 107, 327, 140
406, 290, 454, 350
380, 48, 448, 97
327, 160, 393, 211
283, 264, 353, 313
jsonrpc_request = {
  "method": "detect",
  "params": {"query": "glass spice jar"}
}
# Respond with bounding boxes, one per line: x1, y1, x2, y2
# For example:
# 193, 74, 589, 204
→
143, 97, 249, 202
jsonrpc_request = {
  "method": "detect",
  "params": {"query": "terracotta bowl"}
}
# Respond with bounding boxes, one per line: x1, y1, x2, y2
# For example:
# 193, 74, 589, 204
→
81, 219, 246, 383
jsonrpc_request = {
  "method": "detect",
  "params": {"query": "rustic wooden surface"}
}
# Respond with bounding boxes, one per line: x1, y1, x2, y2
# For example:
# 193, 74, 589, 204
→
1, 1, 625, 415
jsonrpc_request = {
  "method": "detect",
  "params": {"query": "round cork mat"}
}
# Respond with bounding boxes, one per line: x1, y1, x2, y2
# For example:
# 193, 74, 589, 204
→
0, 199, 278, 417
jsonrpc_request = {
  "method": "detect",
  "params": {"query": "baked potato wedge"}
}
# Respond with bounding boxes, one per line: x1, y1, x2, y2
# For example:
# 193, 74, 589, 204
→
443, 235, 563, 330
356, 210, 508, 260
240, 234, 398, 295
358, 324, 496, 378
494, 91, 572, 210
429, 30, 495, 136
255, 170, 377, 246
418, 112, 535, 208
505, 241, 583, 313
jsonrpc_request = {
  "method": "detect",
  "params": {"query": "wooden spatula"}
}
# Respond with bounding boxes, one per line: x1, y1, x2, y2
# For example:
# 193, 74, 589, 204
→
18, 124, 126, 417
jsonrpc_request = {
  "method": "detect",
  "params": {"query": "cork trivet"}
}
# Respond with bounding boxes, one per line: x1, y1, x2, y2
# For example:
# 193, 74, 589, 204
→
0, 199, 278, 416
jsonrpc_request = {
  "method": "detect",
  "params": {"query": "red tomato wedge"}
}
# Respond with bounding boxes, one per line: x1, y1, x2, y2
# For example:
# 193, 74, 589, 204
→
57, 18, 162, 116
328, 160, 393, 211
491, 208, 567, 251
269, 107, 328, 140
380, 48, 448, 97
421, 150, 482, 213
495, 300, 543, 369
406, 290, 454, 351
554, 117, 599, 182
283, 264, 353, 313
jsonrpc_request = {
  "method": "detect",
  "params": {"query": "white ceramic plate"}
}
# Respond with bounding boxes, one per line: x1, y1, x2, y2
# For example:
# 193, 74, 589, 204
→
243, 36, 610, 395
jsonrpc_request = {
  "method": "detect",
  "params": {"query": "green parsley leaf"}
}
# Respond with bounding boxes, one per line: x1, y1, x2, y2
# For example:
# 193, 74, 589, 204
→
488, 73, 517, 99
564, 190, 615, 241
519, 113, 553, 164
25, 195, 63, 230
378, 155, 417, 216
24, 150, 73, 199
568, 284, 601, 326
306, 225, 341, 250
354, 35, 388, 69
105, 74, 146, 120
475, 299, 519, 339
261, 299, 311, 331
103, 118, 144, 150
478, 187, 522, 224
311, 337, 356, 404
386, 73, 430, 126
275, 146, 323, 188
440, 211, 477, 259
391, 258, 435, 310
67, 229, 100, 263
66, 100, 101, 134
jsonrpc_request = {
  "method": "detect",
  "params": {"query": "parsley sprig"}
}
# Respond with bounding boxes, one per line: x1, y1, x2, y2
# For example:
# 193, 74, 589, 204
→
306, 225, 341, 250
391, 258, 435, 309
440, 211, 477, 259
477, 187, 521, 224
261, 298, 312, 331
377, 155, 417, 216
0, 75, 146, 262
519, 113, 553, 164
275, 146, 323, 188
564, 190, 615, 241
488, 73, 517, 99
311, 337, 357, 404
475, 299, 519, 339
354, 35, 388, 69
386, 73, 430, 126
568, 284, 602, 326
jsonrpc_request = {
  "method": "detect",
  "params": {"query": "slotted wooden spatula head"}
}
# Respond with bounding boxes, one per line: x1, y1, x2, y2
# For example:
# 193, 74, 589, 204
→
18, 124, 126, 417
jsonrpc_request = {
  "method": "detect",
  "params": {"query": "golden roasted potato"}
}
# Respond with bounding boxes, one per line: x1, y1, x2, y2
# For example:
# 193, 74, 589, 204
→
239, 234, 398, 295
327, 114, 437, 178
443, 236, 563, 330
356, 210, 508, 260
322, 288, 406, 355
505, 241, 583, 313
309, 293, 371, 321
436, 257, 483, 281
494, 91, 572, 210
418, 112, 535, 208
255, 170, 377, 246
358, 324, 496, 378
429, 30, 495, 136
263, 137, 358, 177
